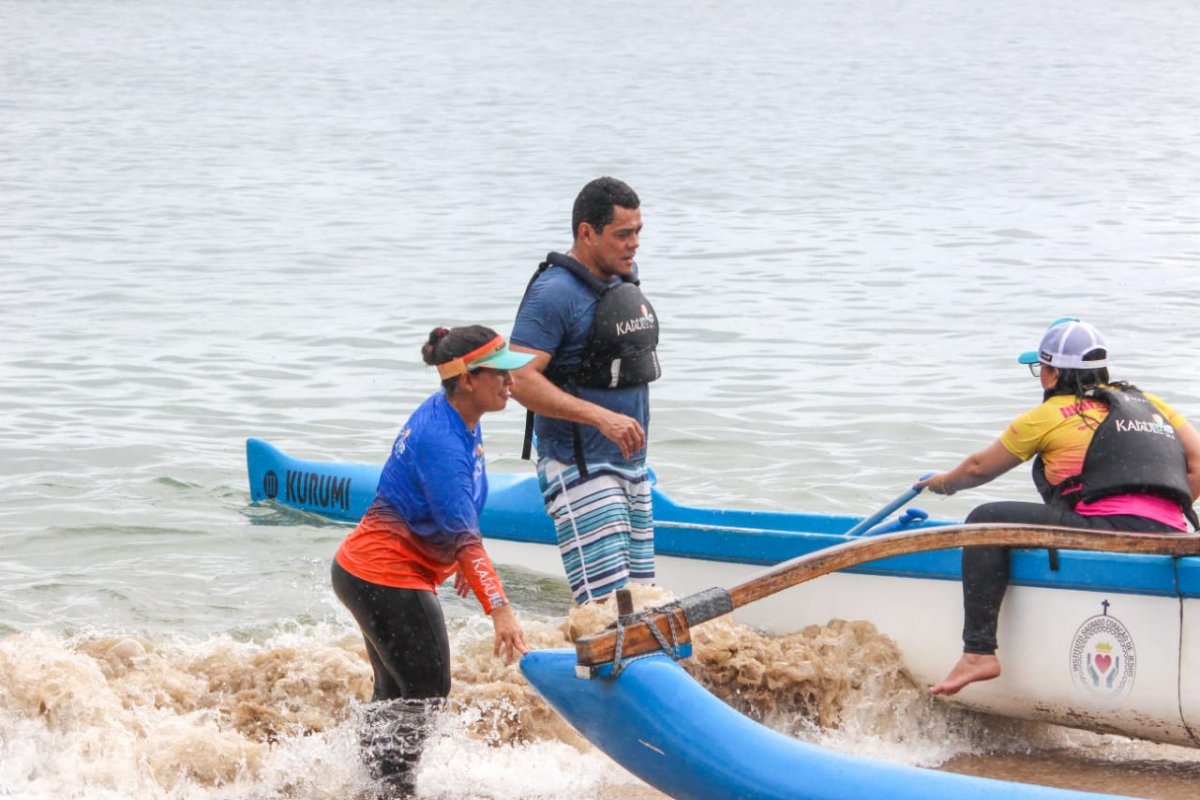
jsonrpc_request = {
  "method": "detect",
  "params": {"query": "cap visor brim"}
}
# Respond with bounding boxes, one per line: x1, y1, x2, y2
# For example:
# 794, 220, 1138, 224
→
474, 350, 535, 370
1017, 350, 1039, 365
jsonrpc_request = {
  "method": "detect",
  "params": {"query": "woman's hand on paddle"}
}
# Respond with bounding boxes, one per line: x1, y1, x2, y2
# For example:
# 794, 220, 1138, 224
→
915, 473, 955, 496
491, 605, 528, 665
453, 570, 470, 598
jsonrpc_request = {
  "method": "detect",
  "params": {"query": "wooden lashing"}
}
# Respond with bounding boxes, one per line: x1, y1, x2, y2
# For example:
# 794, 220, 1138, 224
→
574, 523, 1200, 668
575, 603, 691, 666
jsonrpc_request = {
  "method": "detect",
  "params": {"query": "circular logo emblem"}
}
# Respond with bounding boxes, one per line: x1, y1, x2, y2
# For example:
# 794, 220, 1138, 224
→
263, 470, 279, 499
1069, 611, 1136, 700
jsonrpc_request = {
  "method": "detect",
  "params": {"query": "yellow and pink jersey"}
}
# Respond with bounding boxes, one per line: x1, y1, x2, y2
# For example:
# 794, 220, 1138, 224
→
1000, 388, 1189, 529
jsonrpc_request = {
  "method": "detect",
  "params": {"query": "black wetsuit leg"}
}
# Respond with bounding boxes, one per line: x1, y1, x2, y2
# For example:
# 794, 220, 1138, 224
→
331, 559, 451, 699
331, 560, 452, 798
960, 502, 1178, 655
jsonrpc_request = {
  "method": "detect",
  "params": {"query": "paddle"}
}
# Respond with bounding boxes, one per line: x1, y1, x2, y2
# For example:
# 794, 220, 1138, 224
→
843, 472, 934, 537
574, 523, 1200, 668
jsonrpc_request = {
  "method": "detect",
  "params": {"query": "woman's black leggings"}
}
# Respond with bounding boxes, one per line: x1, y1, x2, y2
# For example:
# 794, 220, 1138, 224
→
960, 502, 1178, 655
331, 560, 451, 794
331, 559, 451, 700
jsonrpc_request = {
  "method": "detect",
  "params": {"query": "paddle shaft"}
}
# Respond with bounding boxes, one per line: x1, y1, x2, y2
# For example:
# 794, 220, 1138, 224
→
574, 524, 1200, 667
843, 472, 934, 537
843, 486, 920, 537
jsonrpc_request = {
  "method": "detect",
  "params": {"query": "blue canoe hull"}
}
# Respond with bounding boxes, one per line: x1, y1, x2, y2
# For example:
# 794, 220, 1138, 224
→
244, 436, 943, 540
245, 437, 1200, 600
246, 437, 1200, 748
519, 649, 1132, 800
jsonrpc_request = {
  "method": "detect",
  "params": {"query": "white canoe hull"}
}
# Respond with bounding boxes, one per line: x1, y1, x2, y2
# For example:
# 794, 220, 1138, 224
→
488, 538, 1197, 747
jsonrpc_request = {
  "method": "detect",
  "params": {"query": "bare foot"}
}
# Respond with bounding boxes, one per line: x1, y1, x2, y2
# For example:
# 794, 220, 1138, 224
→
929, 653, 1001, 695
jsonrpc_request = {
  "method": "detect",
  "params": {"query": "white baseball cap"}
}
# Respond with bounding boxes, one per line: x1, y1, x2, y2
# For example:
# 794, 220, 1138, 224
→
1017, 318, 1108, 370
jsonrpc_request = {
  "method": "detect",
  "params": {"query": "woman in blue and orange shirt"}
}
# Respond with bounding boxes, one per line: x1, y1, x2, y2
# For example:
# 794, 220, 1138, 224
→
331, 324, 532, 799
917, 319, 1200, 698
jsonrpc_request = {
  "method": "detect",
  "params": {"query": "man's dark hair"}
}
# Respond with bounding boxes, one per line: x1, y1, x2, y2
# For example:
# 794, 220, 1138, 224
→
572, 177, 640, 238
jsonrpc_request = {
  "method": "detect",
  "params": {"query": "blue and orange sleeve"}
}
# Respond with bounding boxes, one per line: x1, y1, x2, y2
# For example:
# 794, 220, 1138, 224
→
455, 541, 508, 614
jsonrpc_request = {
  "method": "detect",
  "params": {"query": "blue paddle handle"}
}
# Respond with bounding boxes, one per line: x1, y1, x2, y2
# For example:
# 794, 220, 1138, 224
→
844, 472, 935, 537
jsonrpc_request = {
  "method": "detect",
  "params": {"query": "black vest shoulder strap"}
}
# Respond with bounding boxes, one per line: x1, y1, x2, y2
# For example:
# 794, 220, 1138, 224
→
516, 251, 630, 320
544, 251, 637, 291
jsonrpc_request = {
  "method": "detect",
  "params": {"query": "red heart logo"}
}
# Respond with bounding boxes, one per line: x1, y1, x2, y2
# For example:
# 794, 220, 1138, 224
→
1095, 654, 1112, 673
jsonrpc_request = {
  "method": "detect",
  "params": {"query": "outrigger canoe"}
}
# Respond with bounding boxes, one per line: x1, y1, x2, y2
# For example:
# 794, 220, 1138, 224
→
522, 527, 1200, 800
247, 438, 1200, 749
521, 649, 1130, 800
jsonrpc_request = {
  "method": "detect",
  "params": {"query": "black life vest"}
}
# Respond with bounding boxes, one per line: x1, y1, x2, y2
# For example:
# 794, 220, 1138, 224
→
529, 252, 661, 389
518, 251, 661, 472
1032, 386, 1198, 529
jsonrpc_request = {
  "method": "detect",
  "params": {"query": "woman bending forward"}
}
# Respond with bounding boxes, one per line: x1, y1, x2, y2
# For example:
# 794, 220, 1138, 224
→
332, 325, 533, 798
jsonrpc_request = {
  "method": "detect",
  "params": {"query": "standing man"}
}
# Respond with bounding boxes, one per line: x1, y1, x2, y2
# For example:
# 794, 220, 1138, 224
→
510, 177, 661, 604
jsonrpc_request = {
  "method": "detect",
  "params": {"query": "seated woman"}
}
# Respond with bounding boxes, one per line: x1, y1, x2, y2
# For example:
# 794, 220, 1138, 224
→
331, 325, 533, 799
917, 318, 1200, 696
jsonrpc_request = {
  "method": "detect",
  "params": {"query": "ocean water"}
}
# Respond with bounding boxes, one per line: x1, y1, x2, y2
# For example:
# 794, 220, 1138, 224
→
3, 0, 1200, 797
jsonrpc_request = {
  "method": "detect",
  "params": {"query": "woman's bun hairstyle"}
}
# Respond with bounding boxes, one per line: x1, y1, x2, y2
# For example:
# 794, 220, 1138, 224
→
421, 327, 453, 366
